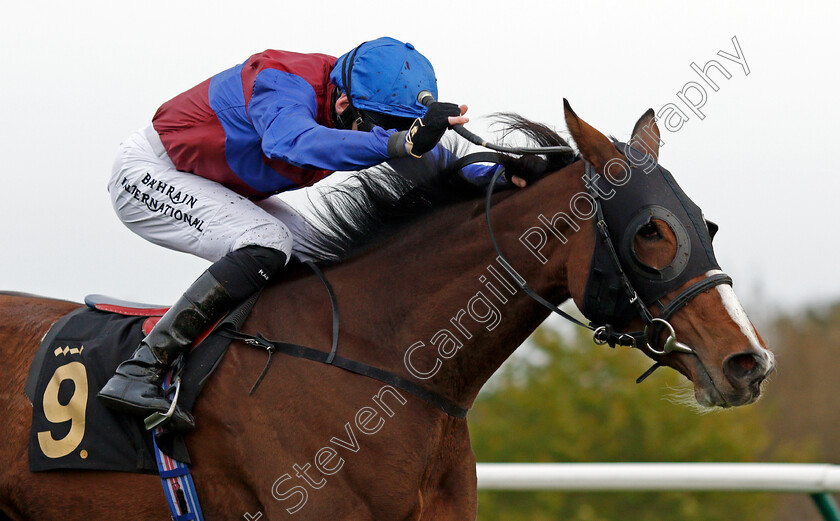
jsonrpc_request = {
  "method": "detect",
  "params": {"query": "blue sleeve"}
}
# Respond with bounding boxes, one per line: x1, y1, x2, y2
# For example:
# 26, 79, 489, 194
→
434, 146, 505, 186
386, 145, 505, 186
459, 160, 504, 186
248, 69, 394, 171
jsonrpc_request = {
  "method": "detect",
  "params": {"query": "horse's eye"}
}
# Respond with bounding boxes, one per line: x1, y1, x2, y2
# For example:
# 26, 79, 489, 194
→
638, 221, 660, 239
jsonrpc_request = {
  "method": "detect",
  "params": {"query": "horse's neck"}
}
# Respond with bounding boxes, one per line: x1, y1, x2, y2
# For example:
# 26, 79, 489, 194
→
261, 162, 588, 410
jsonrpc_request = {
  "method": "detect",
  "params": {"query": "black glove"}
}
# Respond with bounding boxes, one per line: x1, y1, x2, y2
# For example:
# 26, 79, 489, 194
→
503, 154, 550, 184
405, 102, 462, 157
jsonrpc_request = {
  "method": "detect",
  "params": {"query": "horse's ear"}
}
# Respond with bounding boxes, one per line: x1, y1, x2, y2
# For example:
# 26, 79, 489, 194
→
630, 108, 661, 162
563, 99, 621, 171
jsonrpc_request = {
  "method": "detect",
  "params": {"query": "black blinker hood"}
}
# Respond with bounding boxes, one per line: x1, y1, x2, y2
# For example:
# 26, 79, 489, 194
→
582, 141, 721, 329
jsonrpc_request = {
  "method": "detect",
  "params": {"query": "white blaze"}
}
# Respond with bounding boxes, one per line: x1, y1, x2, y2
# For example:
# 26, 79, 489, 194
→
707, 270, 773, 363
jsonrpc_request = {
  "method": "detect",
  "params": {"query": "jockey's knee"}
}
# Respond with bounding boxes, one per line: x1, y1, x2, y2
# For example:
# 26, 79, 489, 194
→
209, 224, 293, 302
232, 222, 294, 260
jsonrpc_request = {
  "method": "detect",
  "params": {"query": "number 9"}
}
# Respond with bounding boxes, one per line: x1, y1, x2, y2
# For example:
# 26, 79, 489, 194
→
37, 361, 88, 459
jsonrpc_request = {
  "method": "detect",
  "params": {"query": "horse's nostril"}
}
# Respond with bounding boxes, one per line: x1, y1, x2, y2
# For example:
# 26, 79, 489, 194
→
723, 352, 764, 386
734, 354, 756, 372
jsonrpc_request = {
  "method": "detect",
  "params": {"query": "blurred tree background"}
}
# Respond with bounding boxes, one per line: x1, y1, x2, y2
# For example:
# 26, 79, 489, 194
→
467, 302, 840, 521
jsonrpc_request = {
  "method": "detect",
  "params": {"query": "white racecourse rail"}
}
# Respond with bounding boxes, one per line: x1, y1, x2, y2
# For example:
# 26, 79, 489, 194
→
476, 463, 840, 493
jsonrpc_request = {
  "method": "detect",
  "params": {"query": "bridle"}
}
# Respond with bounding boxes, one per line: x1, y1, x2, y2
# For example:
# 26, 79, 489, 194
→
476, 157, 733, 381
226, 97, 735, 416
440, 106, 733, 382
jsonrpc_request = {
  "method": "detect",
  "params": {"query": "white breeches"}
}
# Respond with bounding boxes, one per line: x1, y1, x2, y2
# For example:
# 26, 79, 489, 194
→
107, 125, 331, 263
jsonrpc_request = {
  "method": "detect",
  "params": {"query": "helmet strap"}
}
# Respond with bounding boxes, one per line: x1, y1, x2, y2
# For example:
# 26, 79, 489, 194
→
333, 92, 373, 131
332, 87, 360, 130
336, 42, 370, 131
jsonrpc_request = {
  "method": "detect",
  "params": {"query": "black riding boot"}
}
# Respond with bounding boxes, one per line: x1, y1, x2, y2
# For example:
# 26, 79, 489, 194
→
97, 271, 233, 431
97, 245, 288, 432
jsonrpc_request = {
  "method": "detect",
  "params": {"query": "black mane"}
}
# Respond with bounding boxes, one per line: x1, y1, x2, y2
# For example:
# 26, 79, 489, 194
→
303, 114, 578, 263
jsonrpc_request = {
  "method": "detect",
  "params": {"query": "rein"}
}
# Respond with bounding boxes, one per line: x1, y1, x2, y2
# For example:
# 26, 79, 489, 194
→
226, 108, 732, 413
419, 91, 732, 377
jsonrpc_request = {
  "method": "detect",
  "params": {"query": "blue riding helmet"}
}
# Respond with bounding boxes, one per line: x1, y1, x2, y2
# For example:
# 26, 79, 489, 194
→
330, 37, 438, 119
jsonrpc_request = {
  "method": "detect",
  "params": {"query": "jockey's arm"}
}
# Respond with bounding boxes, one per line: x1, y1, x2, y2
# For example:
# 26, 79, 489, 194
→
446, 147, 528, 188
386, 145, 511, 188
432, 145, 508, 187
249, 69, 407, 171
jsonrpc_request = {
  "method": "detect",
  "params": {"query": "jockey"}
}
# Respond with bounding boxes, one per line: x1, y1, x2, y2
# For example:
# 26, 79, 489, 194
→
97, 37, 504, 431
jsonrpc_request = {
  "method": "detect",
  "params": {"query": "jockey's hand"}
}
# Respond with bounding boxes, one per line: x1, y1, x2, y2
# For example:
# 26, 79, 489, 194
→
404, 102, 468, 158
504, 155, 549, 188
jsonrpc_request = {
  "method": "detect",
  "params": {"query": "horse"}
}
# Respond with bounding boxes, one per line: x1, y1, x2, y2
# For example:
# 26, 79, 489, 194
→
0, 101, 775, 520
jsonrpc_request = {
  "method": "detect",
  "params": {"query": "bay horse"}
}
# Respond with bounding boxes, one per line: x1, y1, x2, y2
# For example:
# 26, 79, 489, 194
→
0, 101, 774, 520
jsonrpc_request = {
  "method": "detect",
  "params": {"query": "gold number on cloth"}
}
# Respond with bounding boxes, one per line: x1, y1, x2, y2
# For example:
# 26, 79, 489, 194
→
37, 361, 88, 458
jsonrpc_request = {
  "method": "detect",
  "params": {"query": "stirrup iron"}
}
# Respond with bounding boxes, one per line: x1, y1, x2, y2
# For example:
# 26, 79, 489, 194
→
144, 376, 182, 430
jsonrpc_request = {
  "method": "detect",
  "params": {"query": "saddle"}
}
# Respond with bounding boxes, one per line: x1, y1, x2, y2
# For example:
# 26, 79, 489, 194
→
25, 294, 255, 472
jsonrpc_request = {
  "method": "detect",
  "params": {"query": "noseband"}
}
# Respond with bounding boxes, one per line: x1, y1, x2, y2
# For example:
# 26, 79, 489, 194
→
580, 157, 733, 350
